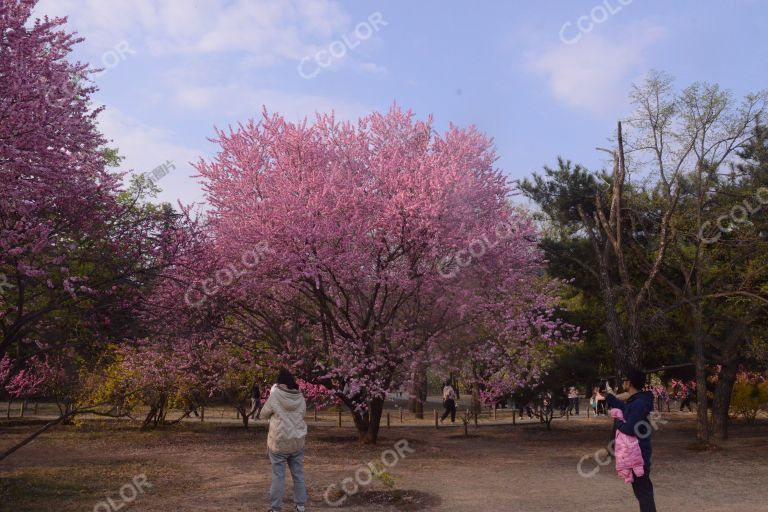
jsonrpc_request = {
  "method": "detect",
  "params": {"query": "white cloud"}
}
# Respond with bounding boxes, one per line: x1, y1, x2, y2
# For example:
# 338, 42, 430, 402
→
359, 62, 388, 76
34, 0, 350, 62
31, 0, 383, 208
526, 23, 666, 115
97, 108, 207, 207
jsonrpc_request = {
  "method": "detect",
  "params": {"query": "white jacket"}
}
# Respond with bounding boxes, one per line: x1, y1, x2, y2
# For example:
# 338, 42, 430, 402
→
261, 384, 307, 454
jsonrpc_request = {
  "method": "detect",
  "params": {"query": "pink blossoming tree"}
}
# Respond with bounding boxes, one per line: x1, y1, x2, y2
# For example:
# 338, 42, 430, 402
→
0, 0, 189, 394
187, 106, 577, 443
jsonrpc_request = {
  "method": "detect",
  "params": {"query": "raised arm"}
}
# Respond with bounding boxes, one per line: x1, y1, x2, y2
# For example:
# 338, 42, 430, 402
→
605, 393, 626, 414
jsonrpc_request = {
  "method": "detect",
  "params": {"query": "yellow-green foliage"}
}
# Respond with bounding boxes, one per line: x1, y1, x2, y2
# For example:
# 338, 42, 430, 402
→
370, 461, 399, 490
82, 354, 148, 413
82, 349, 184, 415
731, 381, 768, 423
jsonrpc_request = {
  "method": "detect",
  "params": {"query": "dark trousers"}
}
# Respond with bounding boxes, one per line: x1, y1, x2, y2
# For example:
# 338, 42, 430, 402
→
441, 399, 456, 422
631, 465, 657, 512
680, 397, 692, 411
568, 397, 579, 414
596, 399, 606, 415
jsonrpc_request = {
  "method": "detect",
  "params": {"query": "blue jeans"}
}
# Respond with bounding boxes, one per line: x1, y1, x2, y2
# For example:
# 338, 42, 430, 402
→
269, 448, 307, 510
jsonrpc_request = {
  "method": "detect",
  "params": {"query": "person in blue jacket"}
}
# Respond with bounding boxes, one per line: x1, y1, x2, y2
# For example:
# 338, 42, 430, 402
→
606, 368, 657, 512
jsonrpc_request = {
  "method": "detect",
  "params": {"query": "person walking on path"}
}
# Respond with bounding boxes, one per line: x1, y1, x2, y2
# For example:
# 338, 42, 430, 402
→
248, 380, 263, 419
594, 386, 606, 415
440, 380, 457, 423
261, 368, 308, 512
567, 386, 580, 415
606, 368, 657, 512
680, 383, 694, 412
653, 385, 670, 413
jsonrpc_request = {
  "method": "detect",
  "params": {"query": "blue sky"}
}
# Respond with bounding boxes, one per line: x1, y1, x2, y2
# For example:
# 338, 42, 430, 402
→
33, 0, 768, 207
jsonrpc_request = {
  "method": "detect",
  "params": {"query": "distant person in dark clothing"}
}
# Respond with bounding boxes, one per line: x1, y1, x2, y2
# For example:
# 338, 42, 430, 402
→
606, 368, 657, 512
559, 387, 569, 416
184, 389, 201, 417
440, 380, 457, 423
248, 380, 263, 419
680, 385, 693, 412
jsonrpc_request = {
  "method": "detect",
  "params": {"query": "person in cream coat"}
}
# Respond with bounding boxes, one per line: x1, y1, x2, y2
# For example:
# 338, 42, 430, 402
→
261, 368, 308, 512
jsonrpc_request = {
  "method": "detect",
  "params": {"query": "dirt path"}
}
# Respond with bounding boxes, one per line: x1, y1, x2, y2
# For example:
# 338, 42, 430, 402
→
1, 413, 767, 511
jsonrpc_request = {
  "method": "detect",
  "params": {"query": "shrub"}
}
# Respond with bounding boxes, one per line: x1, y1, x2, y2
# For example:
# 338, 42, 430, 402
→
370, 461, 399, 490
730, 381, 768, 424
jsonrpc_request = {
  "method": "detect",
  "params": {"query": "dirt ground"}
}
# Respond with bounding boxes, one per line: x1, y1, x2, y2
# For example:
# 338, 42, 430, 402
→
1, 412, 767, 512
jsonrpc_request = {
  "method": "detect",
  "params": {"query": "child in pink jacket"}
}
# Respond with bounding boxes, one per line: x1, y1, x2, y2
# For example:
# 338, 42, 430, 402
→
610, 408, 645, 483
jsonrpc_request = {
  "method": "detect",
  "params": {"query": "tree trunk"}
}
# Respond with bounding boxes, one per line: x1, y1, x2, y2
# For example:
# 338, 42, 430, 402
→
624, 304, 643, 373
143, 406, 158, 429
408, 368, 427, 419
351, 407, 368, 437
711, 321, 749, 440
594, 243, 626, 376
0, 412, 72, 462
238, 406, 249, 428
470, 383, 481, 416
59, 400, 74, 425
450, 371, 460, 400
693, 310, 710, 443
363, 397, 384, 444
351, 397, 385, 444
712, 358, 738, 440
